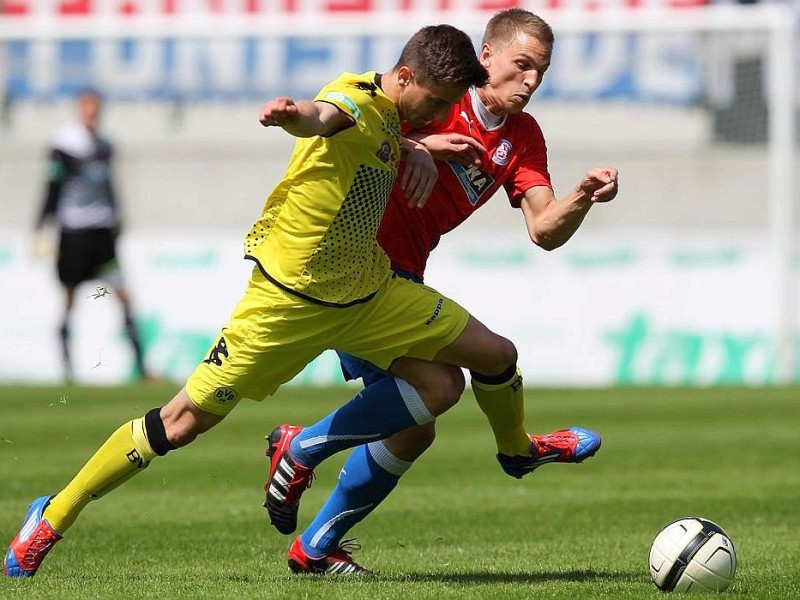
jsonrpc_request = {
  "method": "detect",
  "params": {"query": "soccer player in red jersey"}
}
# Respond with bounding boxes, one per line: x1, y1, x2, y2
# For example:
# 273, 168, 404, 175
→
266, 9, 619, 574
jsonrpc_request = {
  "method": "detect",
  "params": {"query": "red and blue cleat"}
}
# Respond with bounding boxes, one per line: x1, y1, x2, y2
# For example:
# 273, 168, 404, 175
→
497, 427, 601, 479
4, 495, 62, 578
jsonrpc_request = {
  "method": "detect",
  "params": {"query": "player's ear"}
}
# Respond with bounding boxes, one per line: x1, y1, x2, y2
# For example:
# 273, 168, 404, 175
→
397, 66, 413, 88
480, 44, 492, 68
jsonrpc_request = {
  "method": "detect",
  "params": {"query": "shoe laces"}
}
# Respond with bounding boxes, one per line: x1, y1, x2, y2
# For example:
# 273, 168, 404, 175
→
20, 526, 59, 570
284, 467, 315, 505
533, 430, 572, 449
329, 539, 361, 562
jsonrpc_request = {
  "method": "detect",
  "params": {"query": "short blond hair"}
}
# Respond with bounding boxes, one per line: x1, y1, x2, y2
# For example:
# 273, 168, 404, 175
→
482, 9, 554, 50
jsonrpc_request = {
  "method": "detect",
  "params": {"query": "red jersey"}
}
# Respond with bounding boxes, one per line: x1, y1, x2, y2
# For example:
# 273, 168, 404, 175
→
377, 91, 552, 280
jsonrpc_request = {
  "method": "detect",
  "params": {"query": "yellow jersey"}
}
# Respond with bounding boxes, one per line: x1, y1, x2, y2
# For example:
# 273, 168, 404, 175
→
244, 71, 402, 307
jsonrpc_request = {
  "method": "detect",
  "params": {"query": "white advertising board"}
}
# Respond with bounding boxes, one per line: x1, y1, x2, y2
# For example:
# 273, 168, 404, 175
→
0, 231, 793, 387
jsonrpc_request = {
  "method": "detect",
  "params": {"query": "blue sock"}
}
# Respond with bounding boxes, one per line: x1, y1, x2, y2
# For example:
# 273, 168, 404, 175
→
290, 376, 432, 469
300, 441, 412, 556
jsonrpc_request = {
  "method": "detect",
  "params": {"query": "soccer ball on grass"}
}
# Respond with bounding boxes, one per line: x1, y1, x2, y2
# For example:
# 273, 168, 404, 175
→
649, 517, 736, 592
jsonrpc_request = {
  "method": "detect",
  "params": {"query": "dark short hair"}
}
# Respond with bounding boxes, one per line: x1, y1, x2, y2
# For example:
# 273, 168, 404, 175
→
482, 9, 554, 50
394, 24, 489, 89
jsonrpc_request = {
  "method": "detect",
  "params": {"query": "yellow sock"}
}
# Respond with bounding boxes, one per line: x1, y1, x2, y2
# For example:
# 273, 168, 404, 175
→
43, 417, 158, 533
471, 368, 531, 456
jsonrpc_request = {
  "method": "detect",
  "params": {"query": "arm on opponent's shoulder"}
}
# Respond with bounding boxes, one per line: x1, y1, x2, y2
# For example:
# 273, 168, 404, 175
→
407, 131, 486, 167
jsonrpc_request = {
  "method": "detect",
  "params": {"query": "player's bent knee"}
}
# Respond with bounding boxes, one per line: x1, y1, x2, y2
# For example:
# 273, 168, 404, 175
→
478, 338, 518, 376
420, 365, 464, 414
421, 426, 436, 451
441, 366, 466, 406
384, 422, 437, 460
396, 362, 465, 416
502, 339, 518, 367
408, 421, 437, 451
493, 338, 518, 373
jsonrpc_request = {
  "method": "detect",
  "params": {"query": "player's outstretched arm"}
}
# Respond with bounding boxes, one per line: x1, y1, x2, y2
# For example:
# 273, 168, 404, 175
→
521, 167, 619, 251
258, 97, 353, 138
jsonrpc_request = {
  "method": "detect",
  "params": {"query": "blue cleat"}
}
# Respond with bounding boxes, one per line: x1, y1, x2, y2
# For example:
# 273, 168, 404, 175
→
497, 427, 601, 479
4, 495, 62, 578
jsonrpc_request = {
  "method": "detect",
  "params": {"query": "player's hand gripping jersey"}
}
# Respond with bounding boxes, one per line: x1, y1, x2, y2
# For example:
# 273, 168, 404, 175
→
379, 88, 553, 280
245, 72, 401, 307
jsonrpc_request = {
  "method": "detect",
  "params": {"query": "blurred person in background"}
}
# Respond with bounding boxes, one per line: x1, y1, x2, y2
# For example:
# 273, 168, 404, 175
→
266, 8, 618, 575
32, 88, 152, 384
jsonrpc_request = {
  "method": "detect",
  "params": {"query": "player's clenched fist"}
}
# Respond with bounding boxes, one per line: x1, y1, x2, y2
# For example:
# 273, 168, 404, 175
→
579, 167, 619, 203
259, 97, 299, 127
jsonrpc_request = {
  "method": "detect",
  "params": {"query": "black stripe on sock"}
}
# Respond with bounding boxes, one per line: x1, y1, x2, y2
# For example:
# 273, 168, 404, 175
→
470, 364, 517, 385
144, 407, 176, 456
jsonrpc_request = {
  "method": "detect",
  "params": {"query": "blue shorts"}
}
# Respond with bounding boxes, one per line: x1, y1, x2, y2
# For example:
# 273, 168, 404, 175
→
337, 268, 422, 385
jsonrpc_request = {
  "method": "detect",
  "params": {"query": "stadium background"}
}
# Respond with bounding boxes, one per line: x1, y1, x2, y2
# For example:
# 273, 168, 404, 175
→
0, 0, 798, 387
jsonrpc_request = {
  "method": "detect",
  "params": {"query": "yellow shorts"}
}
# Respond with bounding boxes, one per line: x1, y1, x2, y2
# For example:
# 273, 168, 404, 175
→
185, 267, 469, 415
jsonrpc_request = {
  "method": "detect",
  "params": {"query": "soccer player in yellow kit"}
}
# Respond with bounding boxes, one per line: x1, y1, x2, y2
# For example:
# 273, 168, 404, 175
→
3, 24, 489, 578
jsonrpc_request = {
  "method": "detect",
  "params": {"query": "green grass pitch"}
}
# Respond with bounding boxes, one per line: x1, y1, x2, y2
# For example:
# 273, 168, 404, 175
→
1, 384, 798, 599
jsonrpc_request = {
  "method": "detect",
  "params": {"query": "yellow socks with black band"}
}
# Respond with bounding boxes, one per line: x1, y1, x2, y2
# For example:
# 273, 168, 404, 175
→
471, 366, 531, 457
43, 408, 175, 533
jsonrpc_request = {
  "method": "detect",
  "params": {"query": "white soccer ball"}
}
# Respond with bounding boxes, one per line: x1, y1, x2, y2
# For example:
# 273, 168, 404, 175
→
649, 517, 737, 593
